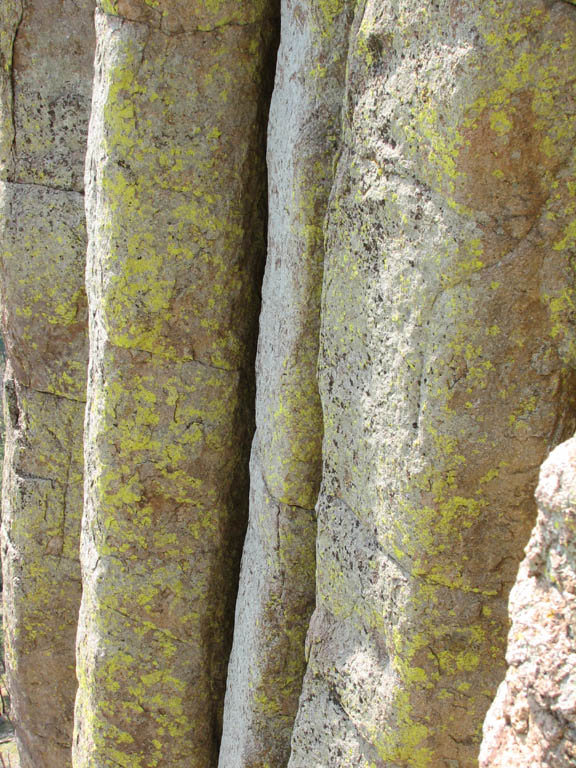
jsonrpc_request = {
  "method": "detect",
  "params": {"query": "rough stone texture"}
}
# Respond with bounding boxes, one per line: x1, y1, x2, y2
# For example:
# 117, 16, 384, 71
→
1, 371, 85, 768
218, 1, 353, 765
0, 2, 94, 767
480, 437, 576, 768
288, 1, 576, 766
74, 5, 278, 767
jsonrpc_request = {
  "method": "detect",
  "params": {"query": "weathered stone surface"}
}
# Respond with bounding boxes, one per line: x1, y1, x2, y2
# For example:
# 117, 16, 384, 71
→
0, 2, 94, 767
289, 1, 576, 766
0, 183, 88, 399
219, 467, 316, 767
7, 0, 96, 191
74, 5, 277, 767
2, 370, 85, 768
0, 0, 21, 179
218, 1, 353, 764
480, 437, 576, 768
98, 0, 268, 33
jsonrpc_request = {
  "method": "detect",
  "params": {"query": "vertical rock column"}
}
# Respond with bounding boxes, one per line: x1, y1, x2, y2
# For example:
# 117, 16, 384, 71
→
218, 1, 354, 765
289, 1, 576, 766
0, 2, 94, 768
74, 3, 277, 767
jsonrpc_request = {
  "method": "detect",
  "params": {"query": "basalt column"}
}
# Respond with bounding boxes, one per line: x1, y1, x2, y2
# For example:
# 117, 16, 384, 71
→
218, 1, 354, 765
289, 1, 576, 766
0, 2, 94, 767
74, 3, 277, 767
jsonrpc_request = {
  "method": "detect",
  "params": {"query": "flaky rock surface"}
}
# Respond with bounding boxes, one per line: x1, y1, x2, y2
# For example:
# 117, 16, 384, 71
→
480, 437, 576, 768
0, 2, 575, 767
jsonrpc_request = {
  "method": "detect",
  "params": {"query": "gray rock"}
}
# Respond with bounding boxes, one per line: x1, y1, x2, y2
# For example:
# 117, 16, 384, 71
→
218, 0, 354, 764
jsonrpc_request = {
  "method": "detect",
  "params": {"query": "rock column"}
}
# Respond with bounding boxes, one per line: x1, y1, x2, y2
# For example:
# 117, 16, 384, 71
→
0, 2, 94, 767
218, 1, 354, 765
74, 3, 278, 766
289, 1, 576, 766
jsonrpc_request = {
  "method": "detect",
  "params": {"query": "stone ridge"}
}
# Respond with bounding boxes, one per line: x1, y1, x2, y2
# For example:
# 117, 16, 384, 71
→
73, 5, 278, 767
218, 0, 354, 764
288, 0, 576, 765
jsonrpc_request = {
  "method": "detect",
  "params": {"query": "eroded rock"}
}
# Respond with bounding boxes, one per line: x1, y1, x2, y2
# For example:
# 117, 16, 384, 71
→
218, 1, 354, 764
0, 2, 94, 766
480, 437, 576, 768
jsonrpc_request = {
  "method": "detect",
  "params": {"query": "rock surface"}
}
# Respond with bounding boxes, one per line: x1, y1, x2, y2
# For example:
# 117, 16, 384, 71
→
74, 4, 277, 767
0, 2, 94, 767
0, 1, 575, 767
480, 437, 576, 768
288, 1, 576, 766
218, 1, 353, 764
1, 372, 85, 768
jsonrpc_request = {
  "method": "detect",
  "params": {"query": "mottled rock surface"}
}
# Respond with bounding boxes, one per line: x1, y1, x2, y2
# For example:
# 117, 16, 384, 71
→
289, 1, 576, 766
1, 372, 85, 768
218, 1, 353, 764
480, 437, 576, 768
74, 4, 277, 767
1, 1, 575, 767
0, 2, 94, 767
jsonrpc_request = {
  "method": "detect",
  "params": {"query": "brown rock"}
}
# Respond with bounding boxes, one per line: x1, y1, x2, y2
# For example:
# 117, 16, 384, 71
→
2, 371, 85, 768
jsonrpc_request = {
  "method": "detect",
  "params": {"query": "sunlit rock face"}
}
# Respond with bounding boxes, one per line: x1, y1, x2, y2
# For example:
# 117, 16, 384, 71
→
0, 2, 94, 767
480, 437, 576, 768
73, 4, 278, 767
218, 1, 354, 765
288, 1, 576, 766
0, 2, 575, 768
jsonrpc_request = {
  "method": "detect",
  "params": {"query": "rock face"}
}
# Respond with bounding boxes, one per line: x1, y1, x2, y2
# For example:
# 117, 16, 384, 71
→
480, 437, 576, 768
218, 1, 353, 764
288, 1, 576, 766
0, 1, 575, 768
0, 2, 94, 767
73, 4, 278, 767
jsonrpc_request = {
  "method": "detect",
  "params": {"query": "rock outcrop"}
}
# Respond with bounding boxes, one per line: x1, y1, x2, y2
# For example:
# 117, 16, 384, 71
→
0, 2, 94, 767
288, 1, 576, 766
480, 437, 576, 768
73, 3, 278, 767
218, 1, 353, 764
0, 1, 574, 768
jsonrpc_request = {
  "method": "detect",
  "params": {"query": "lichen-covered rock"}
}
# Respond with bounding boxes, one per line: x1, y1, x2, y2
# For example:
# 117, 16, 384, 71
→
0, 2, 94, 767
480, 437, 576, 768
0, 184, 88, 399
1, 370, 85, 768
218, 1, 353, 764
74, 5, 277, 767
219, 467, 316, 768
288, 1, 576, 766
